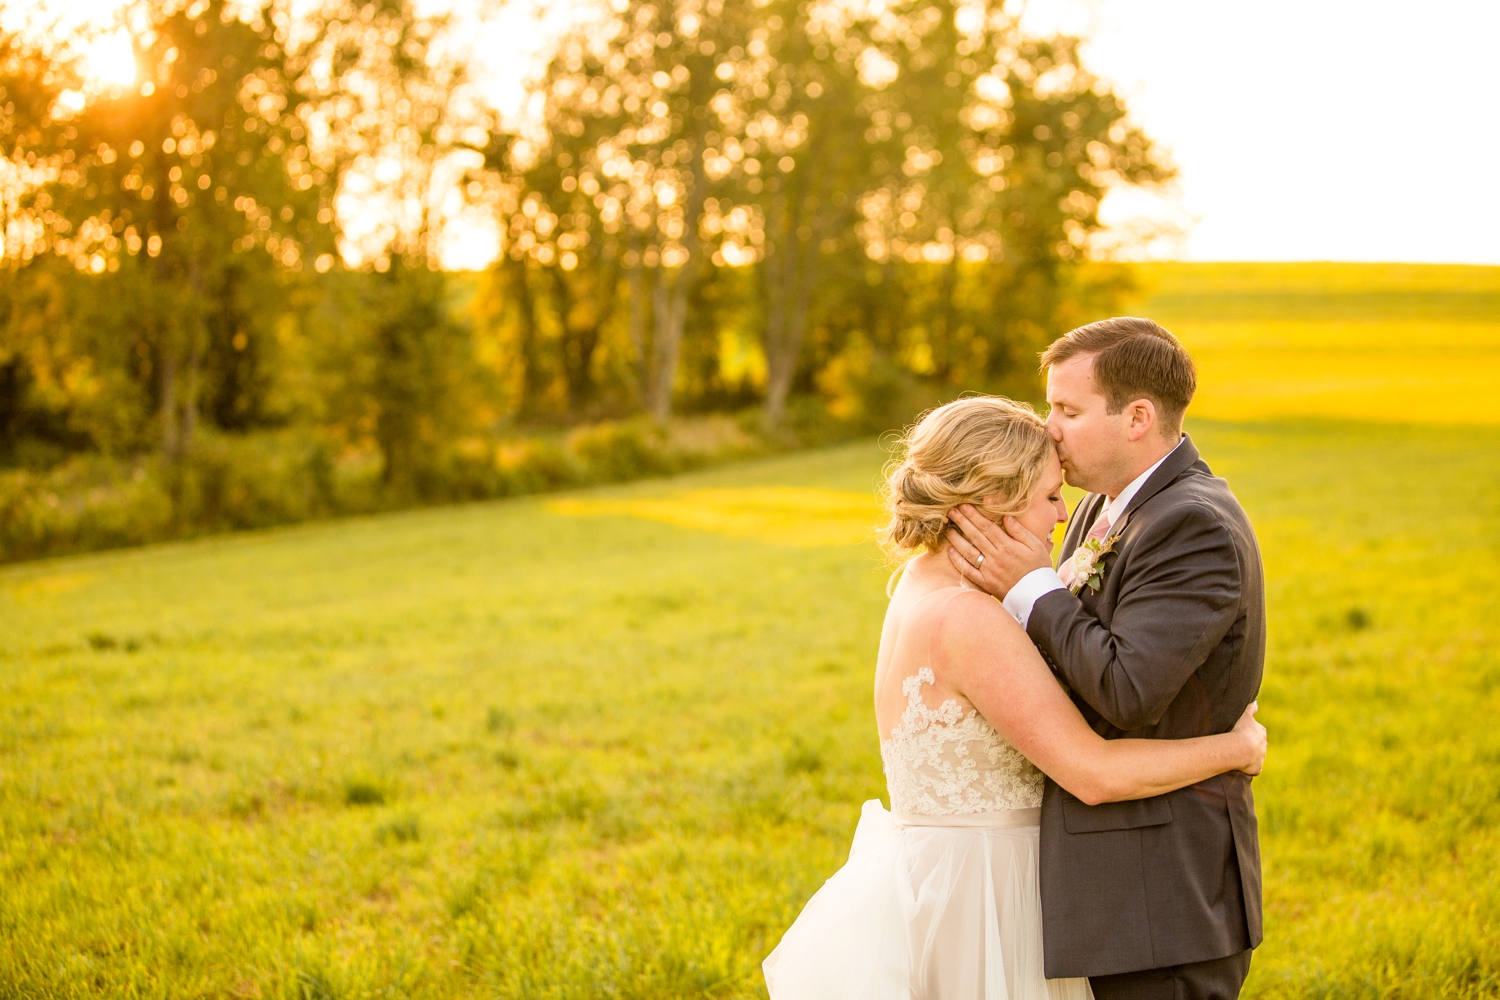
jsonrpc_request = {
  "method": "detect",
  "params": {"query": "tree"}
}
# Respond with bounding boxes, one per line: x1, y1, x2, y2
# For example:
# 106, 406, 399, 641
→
298, 0, 483, 489
480, 30, 631, 420
706, 0, 884, 427
0, 26, 86, 463
735, 0, 1172, 420
493, 0, 1170, 429
19, 0, 330, 460
0, 0, 333, 461
488, 0, 766, 422
847, 6, 1171, 389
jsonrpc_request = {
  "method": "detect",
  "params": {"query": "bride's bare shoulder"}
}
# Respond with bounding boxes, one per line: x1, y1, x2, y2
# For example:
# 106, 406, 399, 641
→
916, 589, 1031, 675
907, 586, 1024, 643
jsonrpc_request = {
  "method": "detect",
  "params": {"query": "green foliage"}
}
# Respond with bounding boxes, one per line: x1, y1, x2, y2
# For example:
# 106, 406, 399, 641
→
354, 260, 474, 493
566, 419, 680, 482
3, 260, 1493, 563
33, 0, 332, 458
1, 0, 1164, 523
484, 0, 1168, 424
0, 414, 777, 563
2, 424, 1498, 998
0, 430, 340, 561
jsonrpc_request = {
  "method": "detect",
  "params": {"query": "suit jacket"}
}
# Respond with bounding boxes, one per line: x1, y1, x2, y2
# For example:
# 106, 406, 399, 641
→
1028, 435, 1265, 979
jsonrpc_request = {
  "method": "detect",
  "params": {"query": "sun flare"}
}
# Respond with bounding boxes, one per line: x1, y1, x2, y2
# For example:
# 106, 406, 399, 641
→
83, 30, 136, 88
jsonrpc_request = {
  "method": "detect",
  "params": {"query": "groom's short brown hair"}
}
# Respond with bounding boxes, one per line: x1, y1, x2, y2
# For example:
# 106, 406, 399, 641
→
1040, 317, 1196, 433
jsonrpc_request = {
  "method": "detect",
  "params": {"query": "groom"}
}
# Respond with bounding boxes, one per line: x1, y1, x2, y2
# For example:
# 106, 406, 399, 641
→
946, 317, 1265, 1000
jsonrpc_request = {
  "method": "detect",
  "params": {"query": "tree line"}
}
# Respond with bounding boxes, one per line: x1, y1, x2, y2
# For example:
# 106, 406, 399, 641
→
0, 0, 1168, 497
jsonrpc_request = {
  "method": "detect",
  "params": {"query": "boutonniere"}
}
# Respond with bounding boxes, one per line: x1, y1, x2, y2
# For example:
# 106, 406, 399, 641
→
1066, 534, 1120, 595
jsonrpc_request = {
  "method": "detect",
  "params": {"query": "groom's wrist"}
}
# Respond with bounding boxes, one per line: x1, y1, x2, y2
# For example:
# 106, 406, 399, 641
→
1001, 567, 1066, 628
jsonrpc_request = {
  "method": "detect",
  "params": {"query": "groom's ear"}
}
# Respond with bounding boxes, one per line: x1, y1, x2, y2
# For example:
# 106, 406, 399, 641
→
1123, 398, 1157, 442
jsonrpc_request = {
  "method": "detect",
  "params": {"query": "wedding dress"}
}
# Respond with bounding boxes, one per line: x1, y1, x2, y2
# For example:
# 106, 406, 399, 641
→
763, 588, 1093, 1000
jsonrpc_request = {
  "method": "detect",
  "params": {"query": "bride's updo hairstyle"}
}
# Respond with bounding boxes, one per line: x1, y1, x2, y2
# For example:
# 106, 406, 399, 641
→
880, 396, 1052, 558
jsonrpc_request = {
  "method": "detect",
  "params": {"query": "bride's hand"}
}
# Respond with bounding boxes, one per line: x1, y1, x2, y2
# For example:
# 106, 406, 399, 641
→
1233, 701, 1267, 776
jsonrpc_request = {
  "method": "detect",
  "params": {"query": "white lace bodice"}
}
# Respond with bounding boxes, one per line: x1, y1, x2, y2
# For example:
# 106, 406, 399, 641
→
880, 667, 1044, 815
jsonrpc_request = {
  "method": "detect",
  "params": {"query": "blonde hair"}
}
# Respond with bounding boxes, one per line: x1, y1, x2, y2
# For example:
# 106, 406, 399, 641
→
879, 396, 1053, 558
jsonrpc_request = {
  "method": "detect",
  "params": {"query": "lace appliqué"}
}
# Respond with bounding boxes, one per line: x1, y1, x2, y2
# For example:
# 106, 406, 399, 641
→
880, 667, 1044, 815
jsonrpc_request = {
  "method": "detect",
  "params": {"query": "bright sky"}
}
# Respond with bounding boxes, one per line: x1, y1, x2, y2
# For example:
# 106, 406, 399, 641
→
1023, 0, 1500, 264
33, 0, 1500, 266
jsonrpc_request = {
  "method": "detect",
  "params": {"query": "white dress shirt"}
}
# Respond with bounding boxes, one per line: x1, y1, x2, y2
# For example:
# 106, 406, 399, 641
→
1001, 437, 1185, 627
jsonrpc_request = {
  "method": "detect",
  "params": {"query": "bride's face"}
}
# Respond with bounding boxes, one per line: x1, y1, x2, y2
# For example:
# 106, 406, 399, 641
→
1015, 451, 1069, 551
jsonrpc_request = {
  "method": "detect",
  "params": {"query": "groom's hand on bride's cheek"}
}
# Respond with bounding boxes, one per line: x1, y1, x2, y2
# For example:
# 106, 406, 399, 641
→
945, 505, 1050, 597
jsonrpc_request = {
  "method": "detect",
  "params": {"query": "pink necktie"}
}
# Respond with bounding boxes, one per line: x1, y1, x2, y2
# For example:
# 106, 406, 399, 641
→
1057, 510, 1112, 588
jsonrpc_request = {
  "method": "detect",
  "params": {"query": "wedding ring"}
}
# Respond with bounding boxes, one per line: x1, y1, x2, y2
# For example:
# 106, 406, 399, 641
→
976, 554, 985, 568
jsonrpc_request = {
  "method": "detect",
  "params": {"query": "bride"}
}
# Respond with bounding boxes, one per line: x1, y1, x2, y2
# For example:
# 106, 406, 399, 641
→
763, 396, 1267, 999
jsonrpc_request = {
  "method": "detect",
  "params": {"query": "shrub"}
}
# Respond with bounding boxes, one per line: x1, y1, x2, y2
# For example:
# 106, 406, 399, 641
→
567, 419, 675, 483
0, 456, 173, 562
0, 411, 858, 565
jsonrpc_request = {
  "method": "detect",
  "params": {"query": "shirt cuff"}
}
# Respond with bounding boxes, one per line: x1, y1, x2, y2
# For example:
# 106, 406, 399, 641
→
1001, 567, 1067, 628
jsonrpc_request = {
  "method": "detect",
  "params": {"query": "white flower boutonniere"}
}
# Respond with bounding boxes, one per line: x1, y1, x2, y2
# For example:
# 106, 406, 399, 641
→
1066, 534, 1120, 595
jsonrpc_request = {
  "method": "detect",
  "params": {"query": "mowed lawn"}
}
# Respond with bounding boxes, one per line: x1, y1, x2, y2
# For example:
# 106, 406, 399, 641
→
4, 263, 1500, 998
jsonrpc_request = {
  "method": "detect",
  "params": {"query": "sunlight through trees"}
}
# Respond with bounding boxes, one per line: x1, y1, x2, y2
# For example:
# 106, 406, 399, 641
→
0, 0, 1169, 527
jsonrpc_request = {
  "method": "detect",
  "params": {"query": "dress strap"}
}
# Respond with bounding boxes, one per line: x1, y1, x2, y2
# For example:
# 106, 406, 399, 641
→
905, 582, 972, 610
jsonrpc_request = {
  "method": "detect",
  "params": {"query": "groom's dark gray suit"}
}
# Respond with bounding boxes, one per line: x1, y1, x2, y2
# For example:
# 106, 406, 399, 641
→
1027, 435, 1265, 995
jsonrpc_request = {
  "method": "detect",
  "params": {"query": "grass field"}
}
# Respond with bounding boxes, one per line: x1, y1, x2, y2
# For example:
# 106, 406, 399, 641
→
4, 263, 1500, 998
1135, 263, 1500, 424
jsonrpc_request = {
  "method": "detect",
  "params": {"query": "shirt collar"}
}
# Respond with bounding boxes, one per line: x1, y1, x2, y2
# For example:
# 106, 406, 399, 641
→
1103, 436, 1185, 527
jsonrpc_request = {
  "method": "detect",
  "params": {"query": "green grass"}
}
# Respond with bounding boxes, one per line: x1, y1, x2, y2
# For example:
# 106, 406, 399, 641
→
0, 446, 893, 998
4, 262, 1500, 997
3, 421, 1499, 998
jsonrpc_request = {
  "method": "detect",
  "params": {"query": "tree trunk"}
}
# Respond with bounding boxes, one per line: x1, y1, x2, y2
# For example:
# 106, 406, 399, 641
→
508, 255, 544, 418
181, 327, 202, 450
645, 266, 684, 421
931, 254, 960, 382
180, 260, 204, 451
627, 236, 647, 399
762, 256, 814, 428
761, 193, 817, 429
761, 247, 792, 428
551, 260, 617, 415
643, 153, 708, 422
768, 269, 816, 425
159, 343, 179, 460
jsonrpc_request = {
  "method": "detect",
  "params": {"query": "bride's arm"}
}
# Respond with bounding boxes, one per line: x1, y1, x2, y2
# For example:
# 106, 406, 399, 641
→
937, 591, 1265, 805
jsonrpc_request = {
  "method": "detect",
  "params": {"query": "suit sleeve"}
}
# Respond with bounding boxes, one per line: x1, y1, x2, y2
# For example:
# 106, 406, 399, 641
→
1026, 500, 1241, 732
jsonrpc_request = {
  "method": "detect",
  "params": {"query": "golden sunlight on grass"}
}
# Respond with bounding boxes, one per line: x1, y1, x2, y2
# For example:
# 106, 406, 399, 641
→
1168, 319, 1500, 424
546, 487, 882, 547
1140, 263, 1500, 424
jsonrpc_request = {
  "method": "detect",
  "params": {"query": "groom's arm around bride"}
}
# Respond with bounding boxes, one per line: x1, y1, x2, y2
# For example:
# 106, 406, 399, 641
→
948, 317, 1266, 1000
